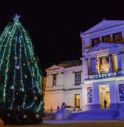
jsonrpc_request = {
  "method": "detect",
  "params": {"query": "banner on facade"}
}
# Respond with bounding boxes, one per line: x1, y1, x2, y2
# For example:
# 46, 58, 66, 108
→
119, 84, 124, 101
87, 87, 92, 103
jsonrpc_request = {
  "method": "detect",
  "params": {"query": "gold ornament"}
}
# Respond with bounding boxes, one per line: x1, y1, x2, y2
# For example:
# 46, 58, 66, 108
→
35, 114, 39, 118
21, 87, 24, 91
20, 80, 23, 83
24, 74, 28, 78
32, 73, 35, 77
11, 86, 14, 89
23, 114, 27, 119
7, 114, 10, 117
34, 96, 38, 100
5, 69, 8, 73
15, 65, 20, 70
21, 44, 23, 47
14, 56, 18, 60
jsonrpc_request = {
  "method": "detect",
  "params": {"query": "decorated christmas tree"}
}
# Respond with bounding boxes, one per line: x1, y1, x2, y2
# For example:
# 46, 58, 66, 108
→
0, 15, 43, 124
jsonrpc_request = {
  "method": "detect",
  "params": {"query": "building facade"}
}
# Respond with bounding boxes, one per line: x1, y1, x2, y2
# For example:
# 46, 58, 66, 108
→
44, 60, 82, 112
44, 20, 124, 113
80, 20, 124, 111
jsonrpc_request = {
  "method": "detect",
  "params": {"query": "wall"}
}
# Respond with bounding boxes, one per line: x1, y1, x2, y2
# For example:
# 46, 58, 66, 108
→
44, 90, 64, 112
44, 65, 83, 111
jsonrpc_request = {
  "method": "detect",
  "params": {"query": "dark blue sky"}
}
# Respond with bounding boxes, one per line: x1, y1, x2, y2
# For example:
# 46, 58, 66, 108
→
0, 0, 123, 71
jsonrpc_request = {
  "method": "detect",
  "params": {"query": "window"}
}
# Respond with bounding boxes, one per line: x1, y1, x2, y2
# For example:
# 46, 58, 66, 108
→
87, 87, 92, 103
74, 94, 80, 108
96, 56, 110, 74
75, 72, 81, 85
102, 35, 111, 42
117, 54, 122, 71
111, 54, 119, 72
113, 32, 122, 42
92, 38, 100, 47
89, 58, 97, 74
119, 84, 124, 101
52, 74, 57, 86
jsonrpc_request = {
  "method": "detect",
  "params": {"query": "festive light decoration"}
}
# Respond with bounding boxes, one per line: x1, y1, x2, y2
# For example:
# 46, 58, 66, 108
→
0, 15, 43, 124
7, 114, 10, 117
23, 114, 27, 119
35, 114, 40, 119
34, 96, 38, 101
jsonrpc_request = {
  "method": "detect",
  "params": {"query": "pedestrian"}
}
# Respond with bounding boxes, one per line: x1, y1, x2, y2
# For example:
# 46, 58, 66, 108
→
57, 105, 60, 112
104, 99, 107, 109
61, 102, 66, 109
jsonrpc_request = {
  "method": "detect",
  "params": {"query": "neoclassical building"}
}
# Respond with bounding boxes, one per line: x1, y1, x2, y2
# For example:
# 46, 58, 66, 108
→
44, 60, 82, 112
45, 20, 124, 115
80, 20, 124, 111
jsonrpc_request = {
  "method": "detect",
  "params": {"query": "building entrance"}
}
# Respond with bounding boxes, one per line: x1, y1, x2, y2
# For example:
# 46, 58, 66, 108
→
74, 94, 80, 109
99, 85, 110, 109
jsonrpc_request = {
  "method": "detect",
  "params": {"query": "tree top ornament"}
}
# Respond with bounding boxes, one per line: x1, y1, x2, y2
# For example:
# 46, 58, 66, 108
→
13, 14, 20, 23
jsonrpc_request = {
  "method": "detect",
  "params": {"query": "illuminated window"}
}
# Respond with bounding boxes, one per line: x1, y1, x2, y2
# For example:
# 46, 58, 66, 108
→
113, 32, 122, 42
75, 72, 81, 85
52, 74, 57, 86
74, 94, 80, 108
92, 38, 100, 46
102, 35, 111, 42
111, 54, 118, 72
96, 56, 110, 74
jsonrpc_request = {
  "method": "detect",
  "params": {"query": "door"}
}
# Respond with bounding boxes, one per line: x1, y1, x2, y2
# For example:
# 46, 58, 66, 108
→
99, 85, 110, 109
74, 94, 80, 109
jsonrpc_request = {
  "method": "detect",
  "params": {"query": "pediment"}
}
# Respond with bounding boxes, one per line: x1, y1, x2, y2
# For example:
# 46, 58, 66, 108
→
46, 65, 64, 72
81, 20, 124, 36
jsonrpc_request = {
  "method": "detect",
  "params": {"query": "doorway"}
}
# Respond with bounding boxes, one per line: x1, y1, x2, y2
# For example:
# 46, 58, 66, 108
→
74, 94, 80, 109
99, 85, 110, 109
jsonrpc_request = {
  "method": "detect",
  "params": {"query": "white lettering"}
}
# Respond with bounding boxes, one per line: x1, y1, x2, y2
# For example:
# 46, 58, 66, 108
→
88, 72, 117, 79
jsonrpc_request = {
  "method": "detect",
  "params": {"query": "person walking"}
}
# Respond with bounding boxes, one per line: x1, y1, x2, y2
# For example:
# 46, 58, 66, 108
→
104, 99, 107, 109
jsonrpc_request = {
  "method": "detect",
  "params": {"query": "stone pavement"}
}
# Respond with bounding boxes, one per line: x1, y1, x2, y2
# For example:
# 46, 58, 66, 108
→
4, 120, 124, 127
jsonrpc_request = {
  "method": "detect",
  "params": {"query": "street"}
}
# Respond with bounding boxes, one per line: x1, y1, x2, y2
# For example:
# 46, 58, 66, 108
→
5, 120, 124, 127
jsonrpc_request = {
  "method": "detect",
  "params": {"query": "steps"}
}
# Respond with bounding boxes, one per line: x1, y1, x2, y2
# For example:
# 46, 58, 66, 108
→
67, 110, 119, 120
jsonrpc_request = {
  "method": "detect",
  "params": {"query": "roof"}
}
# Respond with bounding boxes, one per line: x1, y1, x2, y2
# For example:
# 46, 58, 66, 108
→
46, 60, 82, 72
58, 60, 82, 68
81, 20, 124, 36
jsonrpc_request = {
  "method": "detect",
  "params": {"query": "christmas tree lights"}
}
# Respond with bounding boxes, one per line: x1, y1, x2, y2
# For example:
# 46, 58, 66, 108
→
0, 15, 43, 124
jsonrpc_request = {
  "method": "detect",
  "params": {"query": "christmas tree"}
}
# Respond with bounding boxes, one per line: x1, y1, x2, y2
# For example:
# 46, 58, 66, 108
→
0, 15, 43, 124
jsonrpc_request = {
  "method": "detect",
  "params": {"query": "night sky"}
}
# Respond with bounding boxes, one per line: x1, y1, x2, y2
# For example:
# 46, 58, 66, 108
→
0, 1, 123, 73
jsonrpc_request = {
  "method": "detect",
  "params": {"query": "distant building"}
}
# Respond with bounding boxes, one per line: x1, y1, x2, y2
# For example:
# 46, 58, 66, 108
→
44, 60, 82, 112
80, 20, 124, 111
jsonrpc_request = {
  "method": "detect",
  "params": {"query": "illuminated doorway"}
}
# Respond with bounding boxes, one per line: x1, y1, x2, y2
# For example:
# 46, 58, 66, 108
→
99, 85, 110, 109
74, 94, 80, 109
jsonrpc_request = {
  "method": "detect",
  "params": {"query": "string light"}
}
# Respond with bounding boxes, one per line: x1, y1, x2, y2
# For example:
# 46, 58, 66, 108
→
0, 15, 43, 123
